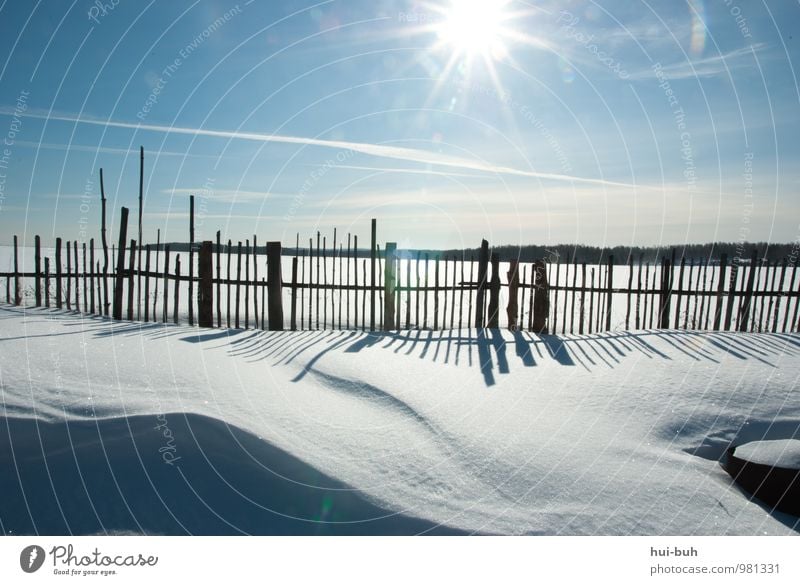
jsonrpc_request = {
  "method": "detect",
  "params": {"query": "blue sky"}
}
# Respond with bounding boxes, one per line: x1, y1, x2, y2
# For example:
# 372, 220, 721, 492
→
0, 0, 798, 249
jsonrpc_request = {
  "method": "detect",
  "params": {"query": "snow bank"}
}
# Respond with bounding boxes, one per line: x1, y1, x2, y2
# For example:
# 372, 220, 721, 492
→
734, 439, 800, 470
1, 305, 798, 535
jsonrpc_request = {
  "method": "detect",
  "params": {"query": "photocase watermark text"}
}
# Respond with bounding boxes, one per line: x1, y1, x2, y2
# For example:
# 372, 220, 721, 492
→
464, 81, 572, 173
137, 5, 243, 120
0, 89, 30, 215
284, 149, 355, 221
78, 177, 94, 242
653, 63, 696, 192
87, 0, 120, 25
722, 0, 753, 39
397, 12, 442, 24
557, 11, 629, 79
154, 413, 181, 466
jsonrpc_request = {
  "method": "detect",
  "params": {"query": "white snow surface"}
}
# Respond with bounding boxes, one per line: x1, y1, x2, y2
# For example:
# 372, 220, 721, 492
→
734, 439, 800, 470
1, 305, 799, 535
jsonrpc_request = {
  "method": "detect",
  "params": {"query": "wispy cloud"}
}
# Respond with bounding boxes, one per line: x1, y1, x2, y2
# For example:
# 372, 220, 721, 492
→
163, 188, 292, 203
629, 43, 768, 80
602, 22, 681, 48
0, 107, 648, 191
323, 164, 493, 180
301, 189, 485, 212
144, 211, 266, 221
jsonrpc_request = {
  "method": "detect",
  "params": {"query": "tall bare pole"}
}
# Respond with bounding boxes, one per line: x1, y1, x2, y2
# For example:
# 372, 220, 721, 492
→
100, 168, 109, 315
137, 146, 144, 320
189, 194, 195, 326
370, 218, 376, 330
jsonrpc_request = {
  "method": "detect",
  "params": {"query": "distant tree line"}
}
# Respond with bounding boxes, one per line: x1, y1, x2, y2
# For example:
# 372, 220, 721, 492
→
449, 241, 800, 264
156, 241, 799, 264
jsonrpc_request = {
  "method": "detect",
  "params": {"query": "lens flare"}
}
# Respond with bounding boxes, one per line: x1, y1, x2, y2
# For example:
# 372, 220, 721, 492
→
688, 0, 706, 55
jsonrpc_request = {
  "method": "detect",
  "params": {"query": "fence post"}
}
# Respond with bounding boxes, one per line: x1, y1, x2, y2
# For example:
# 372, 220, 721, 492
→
738, 249, 758, 332
216, 231, 222, 328
162, 245, 170, 323
290, 256, 298, 331
370, 218, 377, 331
605, 255, 614, 331
383, 242, 397, 331
188, 195, 195, 326
89, 240, 95, 314
34, 235, 42, 306
198, 240, 213, 328
532, 259, 549, 334
127, 239, 136, 320
44, 257, 50, 308
137, 147, 144, 320
235, 242, 243, 328
578, 263, 586, 334
100, 168, 110, 316
635, 255, 643, 330
244, 239, 250, 330
173, 256, 180, 324
433, 255, 440, 330
674, 256, 686, 329
475, 239, 489, 328
773, 258, 788, 333
73, 241, 80, 312
723, 255, 739, 331
658, 256, 672, 329
66, 241, 72, 310
112, 207, 129, 320
487, 252, 500, 328
56, 237, 63, 309
713, 253, 727, 330
143, 245, 150, 321
266, 241, 284, 331
253, 235, 259, 329
13, 235, 20, 305
506, 259, 520, 330
627, 255, 635, 330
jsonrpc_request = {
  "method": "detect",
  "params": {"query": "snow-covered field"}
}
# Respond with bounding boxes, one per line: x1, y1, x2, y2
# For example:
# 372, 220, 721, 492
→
0, 304, 798, 535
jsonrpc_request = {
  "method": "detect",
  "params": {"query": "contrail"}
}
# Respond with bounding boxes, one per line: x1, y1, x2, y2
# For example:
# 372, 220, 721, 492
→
318, 163, 492, 179
2, 107, 645, 190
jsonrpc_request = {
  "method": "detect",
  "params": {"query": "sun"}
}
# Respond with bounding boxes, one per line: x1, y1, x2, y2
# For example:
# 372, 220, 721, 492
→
435, 0, 512, 61
414, 0, 538, 110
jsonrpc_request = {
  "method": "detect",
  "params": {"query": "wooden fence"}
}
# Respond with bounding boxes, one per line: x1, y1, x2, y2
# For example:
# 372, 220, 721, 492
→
545, 249, 800, 335
7, 150, 798, 335
3, 207, 800, 335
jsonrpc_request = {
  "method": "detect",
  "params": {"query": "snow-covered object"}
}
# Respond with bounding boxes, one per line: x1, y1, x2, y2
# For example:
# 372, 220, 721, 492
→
723, 441, 800, 517
733, 439, 800, 470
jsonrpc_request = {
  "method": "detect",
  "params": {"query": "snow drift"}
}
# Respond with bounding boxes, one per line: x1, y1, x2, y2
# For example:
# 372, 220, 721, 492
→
0, 412, 461, 535
0, 305, 798, 535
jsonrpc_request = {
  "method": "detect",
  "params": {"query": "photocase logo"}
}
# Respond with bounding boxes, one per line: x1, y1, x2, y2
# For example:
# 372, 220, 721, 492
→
19, 545, 46, 573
